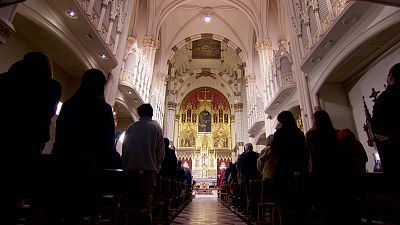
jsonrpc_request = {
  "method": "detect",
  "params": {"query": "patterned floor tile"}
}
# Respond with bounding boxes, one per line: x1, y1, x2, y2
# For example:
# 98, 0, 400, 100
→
171, 196, 247, 224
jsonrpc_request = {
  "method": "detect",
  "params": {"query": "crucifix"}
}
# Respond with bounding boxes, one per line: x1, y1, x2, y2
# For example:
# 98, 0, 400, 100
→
201, 88, 210, 100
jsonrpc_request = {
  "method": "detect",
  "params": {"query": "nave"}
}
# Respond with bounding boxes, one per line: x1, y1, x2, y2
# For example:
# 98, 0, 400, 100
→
172, 197, 246, 225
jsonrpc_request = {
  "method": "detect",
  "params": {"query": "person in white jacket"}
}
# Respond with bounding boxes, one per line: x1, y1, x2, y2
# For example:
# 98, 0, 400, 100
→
122, 103, 164, 224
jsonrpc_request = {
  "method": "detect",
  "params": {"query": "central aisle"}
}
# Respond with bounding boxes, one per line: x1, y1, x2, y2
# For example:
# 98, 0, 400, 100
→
171, 196, 247, 225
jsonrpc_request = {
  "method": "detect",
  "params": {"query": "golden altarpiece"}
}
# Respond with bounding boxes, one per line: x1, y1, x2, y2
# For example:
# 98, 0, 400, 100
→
176, 87, 232, 178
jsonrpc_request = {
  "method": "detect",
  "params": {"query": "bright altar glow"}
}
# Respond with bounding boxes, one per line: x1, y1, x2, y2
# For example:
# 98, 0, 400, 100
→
56, 102, 63, 115
118, 132, 125, 143
204, 15, 211, 23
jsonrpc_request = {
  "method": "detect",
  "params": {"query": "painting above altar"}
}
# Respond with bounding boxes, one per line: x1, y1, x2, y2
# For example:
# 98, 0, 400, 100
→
192, 39, 221, 59
198, 110, 211, 132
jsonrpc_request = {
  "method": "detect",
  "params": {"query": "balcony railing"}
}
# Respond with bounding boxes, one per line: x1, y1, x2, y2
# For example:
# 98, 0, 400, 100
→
264, 72, 296, 116
248, 109, 265, 137
264, 50, 297, 117
76, 0, 127, 55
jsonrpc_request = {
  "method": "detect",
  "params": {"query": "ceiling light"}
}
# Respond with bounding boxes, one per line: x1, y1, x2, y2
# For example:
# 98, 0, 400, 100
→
275, 102, 280, 106
128, 91, 133, 94
65, 9, 78, 19
99, 54, 107, 60
204, 15, 211, 23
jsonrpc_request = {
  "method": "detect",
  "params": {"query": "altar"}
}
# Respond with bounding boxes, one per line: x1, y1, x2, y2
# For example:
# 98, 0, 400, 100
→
193, 178, 217, 195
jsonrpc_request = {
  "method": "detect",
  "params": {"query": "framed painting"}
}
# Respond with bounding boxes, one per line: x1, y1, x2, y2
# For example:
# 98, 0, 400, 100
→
192, 39, 221, 59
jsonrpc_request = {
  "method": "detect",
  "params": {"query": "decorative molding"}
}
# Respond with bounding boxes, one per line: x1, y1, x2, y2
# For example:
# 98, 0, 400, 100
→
234, 103, 243, 112
142, 36, 160, 49
201, 33, 213, 39
126, 36, 136, 48
256, 39, 272, 51
167, 101, 177, 110
278, 39, 290, 54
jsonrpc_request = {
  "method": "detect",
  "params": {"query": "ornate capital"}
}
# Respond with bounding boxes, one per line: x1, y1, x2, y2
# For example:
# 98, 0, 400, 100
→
142, 36, 160, 49
167, 101, 177, 110
256, 39, 272, 51
244, 75, 256, 85
127, 36, 136, 48
234, 103, 243, 112
278, 39, 290, 54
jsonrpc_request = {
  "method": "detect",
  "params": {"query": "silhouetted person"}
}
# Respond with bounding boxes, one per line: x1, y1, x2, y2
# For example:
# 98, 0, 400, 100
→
160, 138, 177, 180
372, 63, 400, 183
271, 111, 307, 225
176, 160, 185, 183
228, 162, 238, 185
306, 110, 340, 225
241, 143, 261, 187
0, 52, 61, 225
122, 103, 164, 225
223, 162, 234, 184
337, 128, 368, 224
337, 129, 368, 175
240, 143, 261, 218
53, 69, 115, 224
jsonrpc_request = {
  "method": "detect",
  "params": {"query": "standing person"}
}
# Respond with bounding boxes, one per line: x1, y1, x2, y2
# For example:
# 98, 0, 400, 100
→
306, 110, 340, 225
257, 134, 276, 180
53, 69, 115, 224
159, 137, 177, 180
0, 52, 61, 225
240, 143, 261, 218
372, 63, 400, 182
271, 111, 307, 225
223, 162, 234, 184
122, 104, 164, 225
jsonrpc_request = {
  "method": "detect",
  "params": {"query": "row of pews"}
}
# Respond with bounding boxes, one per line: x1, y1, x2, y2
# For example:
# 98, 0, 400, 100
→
14, 155, 193, 225
101, 169, 193, 225
218, 173, 400, 225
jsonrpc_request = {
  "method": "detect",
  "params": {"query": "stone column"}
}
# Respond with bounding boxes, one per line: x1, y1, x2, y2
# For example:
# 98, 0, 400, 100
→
119, 37, 137, 88
142, 36, 160, 102
234, 102, 245, 155
150, 73, 167, 126
164, 76, 178, 143
256, 39, 274, 106
284, 0, 314, 131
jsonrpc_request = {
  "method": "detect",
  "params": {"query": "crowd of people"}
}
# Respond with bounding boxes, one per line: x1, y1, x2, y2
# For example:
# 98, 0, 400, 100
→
218, 62, 400, 224
0, 52, 191, 225
0, 51, 398, 225
221, 109, 369, 224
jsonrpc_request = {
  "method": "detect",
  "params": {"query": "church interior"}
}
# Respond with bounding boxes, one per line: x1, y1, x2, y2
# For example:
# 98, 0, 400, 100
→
1, 0, 400, 224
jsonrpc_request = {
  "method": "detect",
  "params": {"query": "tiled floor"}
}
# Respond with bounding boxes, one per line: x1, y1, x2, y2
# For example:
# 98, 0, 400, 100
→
171, 196, 247, 225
